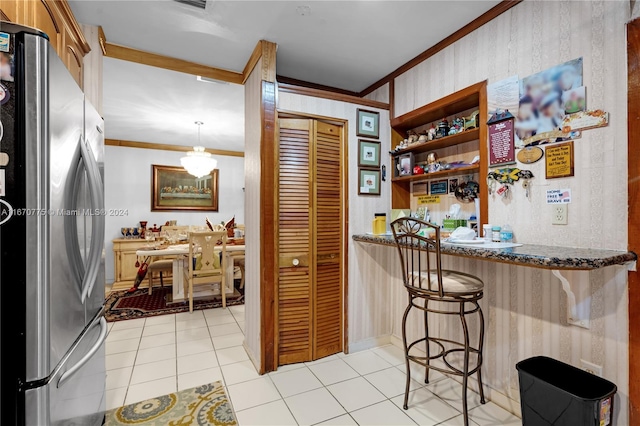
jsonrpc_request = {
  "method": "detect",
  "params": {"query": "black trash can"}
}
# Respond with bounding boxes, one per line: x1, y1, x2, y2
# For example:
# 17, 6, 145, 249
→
516, 356, 617, 426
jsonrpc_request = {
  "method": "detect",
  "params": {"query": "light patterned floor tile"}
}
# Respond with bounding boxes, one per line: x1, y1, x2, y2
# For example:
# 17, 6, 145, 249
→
177, 337, 215, 357
236, 399, 297, 426
307, 358, 359, 386
284, 388, 346, 425
349, 400, 416, 425
106, 338, 140, 356
110, 318, 146, 331
177, 350, 218, 374
468, 402, 521, 426
139, 332, 176, 349
390, 386, 461, 425
105, 387, 127, 410
135, 344, 176, 365
106, 366, 132, 390
106, 351, 137, 371
364, 366, 424, 398
326, 376, 386, 412
341, 350, 393, 375
124, 376, 177, 405
270, 366, 323, 398
130, 358, 176, 385
221, 360, 260, 385
178, 367, 224, 391
215, 346, 250, 366
227, 377, 281, 411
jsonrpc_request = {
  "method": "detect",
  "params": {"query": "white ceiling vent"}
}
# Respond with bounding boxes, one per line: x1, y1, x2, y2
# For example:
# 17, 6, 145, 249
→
173, 0, 207, 10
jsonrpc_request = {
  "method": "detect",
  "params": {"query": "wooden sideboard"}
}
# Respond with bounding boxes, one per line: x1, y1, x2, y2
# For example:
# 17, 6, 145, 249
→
0, 0, 91, 88
112, 239, 170, 292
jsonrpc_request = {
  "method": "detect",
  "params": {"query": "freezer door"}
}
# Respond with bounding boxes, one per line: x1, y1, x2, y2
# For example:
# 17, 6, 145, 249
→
38, 43, 88, 378
83, 102, 105, 320
25, 313, 107, 426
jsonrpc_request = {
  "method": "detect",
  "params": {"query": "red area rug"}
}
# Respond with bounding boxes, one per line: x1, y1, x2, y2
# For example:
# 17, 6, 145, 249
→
105, 283, 244, 322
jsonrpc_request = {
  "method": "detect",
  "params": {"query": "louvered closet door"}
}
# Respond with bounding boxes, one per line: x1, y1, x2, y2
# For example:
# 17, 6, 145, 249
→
277, 118, 313, 365
313, 122, 343, 359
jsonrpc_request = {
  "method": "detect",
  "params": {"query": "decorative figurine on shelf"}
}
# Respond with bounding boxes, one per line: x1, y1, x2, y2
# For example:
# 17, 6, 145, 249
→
448, 126, 457, 136
413, 165, 425, 175
428, 124, 437, 140
418, 131, 428, 143
453, 116, 465, 132
139, 221, 147, 239
426, 152, 440, 173
436, 118, 449, 138
463, 110, 480, 131
407, 130, 419, 145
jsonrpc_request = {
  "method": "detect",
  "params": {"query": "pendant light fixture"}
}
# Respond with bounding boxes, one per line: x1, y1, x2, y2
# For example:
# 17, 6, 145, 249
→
181, 121, 217, 178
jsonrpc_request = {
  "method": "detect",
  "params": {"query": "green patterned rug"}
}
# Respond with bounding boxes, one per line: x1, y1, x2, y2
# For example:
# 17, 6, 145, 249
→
105, 381, 237, 426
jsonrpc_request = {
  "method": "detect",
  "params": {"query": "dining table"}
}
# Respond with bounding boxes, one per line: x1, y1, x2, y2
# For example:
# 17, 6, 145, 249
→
136, 243, 245, 303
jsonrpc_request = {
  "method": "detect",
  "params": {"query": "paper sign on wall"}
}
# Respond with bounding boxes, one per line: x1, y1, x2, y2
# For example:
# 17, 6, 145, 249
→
546, 189, 571, 204
418, 195, 441, 205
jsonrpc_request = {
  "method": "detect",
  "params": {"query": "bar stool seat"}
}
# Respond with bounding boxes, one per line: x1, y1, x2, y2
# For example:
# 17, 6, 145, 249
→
392, 218, 486, 426
410, 270, 484, 294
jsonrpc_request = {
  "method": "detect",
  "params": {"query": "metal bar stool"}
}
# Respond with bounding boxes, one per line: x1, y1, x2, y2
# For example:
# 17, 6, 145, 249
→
391, 218, 486, 426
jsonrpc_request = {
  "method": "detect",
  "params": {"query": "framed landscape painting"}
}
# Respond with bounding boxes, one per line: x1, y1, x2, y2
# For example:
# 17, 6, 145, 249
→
152, 165, 219, 211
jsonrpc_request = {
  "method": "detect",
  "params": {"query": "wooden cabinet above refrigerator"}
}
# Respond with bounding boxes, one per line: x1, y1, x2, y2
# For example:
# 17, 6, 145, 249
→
0, 0, 91, 89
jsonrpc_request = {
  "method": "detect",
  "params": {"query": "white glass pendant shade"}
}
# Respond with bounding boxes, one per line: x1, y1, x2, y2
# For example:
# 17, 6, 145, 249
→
181, 121, 217, 178
181, 146, 217, 178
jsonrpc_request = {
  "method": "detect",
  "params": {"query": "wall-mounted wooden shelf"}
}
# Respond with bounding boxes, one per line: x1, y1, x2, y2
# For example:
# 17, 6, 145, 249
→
389, 81, 488, 226
392, 164, 480, 183
391, 128, 480, 157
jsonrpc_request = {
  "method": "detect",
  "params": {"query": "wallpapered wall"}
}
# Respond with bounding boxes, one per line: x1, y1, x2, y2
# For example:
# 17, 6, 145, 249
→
242, 58, 263, 368
276, 91, 393, 350
352, 0, 630, 421
394, 0, 628, 251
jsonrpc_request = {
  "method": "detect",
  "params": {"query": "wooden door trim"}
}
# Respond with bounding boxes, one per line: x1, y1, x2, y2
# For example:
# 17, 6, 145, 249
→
628, 17, 640, 424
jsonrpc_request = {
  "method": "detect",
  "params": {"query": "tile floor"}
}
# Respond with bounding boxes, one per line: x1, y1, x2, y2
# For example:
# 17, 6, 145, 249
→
105, 306, 521, 425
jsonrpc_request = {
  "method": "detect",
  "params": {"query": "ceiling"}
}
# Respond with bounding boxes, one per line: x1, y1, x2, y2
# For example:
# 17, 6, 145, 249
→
102, 58, 245, 150
69, 0, 501, 152
70, 0, 501, 92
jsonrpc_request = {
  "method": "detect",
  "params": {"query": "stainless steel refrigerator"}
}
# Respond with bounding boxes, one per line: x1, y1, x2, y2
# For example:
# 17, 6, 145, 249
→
0, 22, 106, 425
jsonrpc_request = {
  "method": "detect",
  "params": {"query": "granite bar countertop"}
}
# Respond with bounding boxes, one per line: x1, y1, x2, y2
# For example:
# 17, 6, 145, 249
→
352, 234, 637, 270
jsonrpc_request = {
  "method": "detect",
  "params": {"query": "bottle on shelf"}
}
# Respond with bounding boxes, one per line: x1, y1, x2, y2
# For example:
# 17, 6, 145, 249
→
500, 225, 514, 243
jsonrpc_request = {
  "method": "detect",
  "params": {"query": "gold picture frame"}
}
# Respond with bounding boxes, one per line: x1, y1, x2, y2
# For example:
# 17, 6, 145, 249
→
151, 165, 219, 211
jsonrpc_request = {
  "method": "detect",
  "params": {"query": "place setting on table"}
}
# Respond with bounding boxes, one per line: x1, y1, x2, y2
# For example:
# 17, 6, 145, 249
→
105, 217, 245, 322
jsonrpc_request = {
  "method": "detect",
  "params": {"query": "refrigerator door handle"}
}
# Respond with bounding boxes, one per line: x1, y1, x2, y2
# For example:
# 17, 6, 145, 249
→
79, 139, 105, 303
64, 139, 86, 289
57, 316, 107, 388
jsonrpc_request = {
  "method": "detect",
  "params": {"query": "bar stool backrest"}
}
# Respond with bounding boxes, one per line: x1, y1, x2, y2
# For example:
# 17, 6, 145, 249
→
391, 218, 444, 298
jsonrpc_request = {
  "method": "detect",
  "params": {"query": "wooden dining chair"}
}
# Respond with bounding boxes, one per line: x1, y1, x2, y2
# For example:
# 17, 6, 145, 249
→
147, 225, 189, 295
183, 230, 227, 313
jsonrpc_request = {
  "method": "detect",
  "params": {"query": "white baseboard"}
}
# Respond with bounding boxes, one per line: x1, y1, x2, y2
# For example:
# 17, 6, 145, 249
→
389, 335, 522, 418
348, 335, 392, 353
243, 341, 261, 372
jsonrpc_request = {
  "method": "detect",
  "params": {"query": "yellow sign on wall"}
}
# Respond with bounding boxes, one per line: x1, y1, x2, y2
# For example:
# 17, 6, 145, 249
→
545, 141, 574, 179
417, 195, 441, 205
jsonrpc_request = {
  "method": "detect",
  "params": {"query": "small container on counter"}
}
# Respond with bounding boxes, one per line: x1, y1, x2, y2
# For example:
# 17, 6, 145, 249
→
483, 224, 493, 241
500, 225, 513, 243
372, 213, 387, 235
492, 226, 502, 242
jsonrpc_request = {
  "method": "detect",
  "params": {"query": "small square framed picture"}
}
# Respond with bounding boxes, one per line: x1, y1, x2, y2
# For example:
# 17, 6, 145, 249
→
358, 140, 381, 168
430, 179, 448, 195
398, 153, 414, 176
359, 168, 381, 195
356, 109, 380, 138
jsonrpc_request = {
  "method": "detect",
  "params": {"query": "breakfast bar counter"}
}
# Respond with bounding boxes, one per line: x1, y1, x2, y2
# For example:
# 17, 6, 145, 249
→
352, 234, 637, 270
